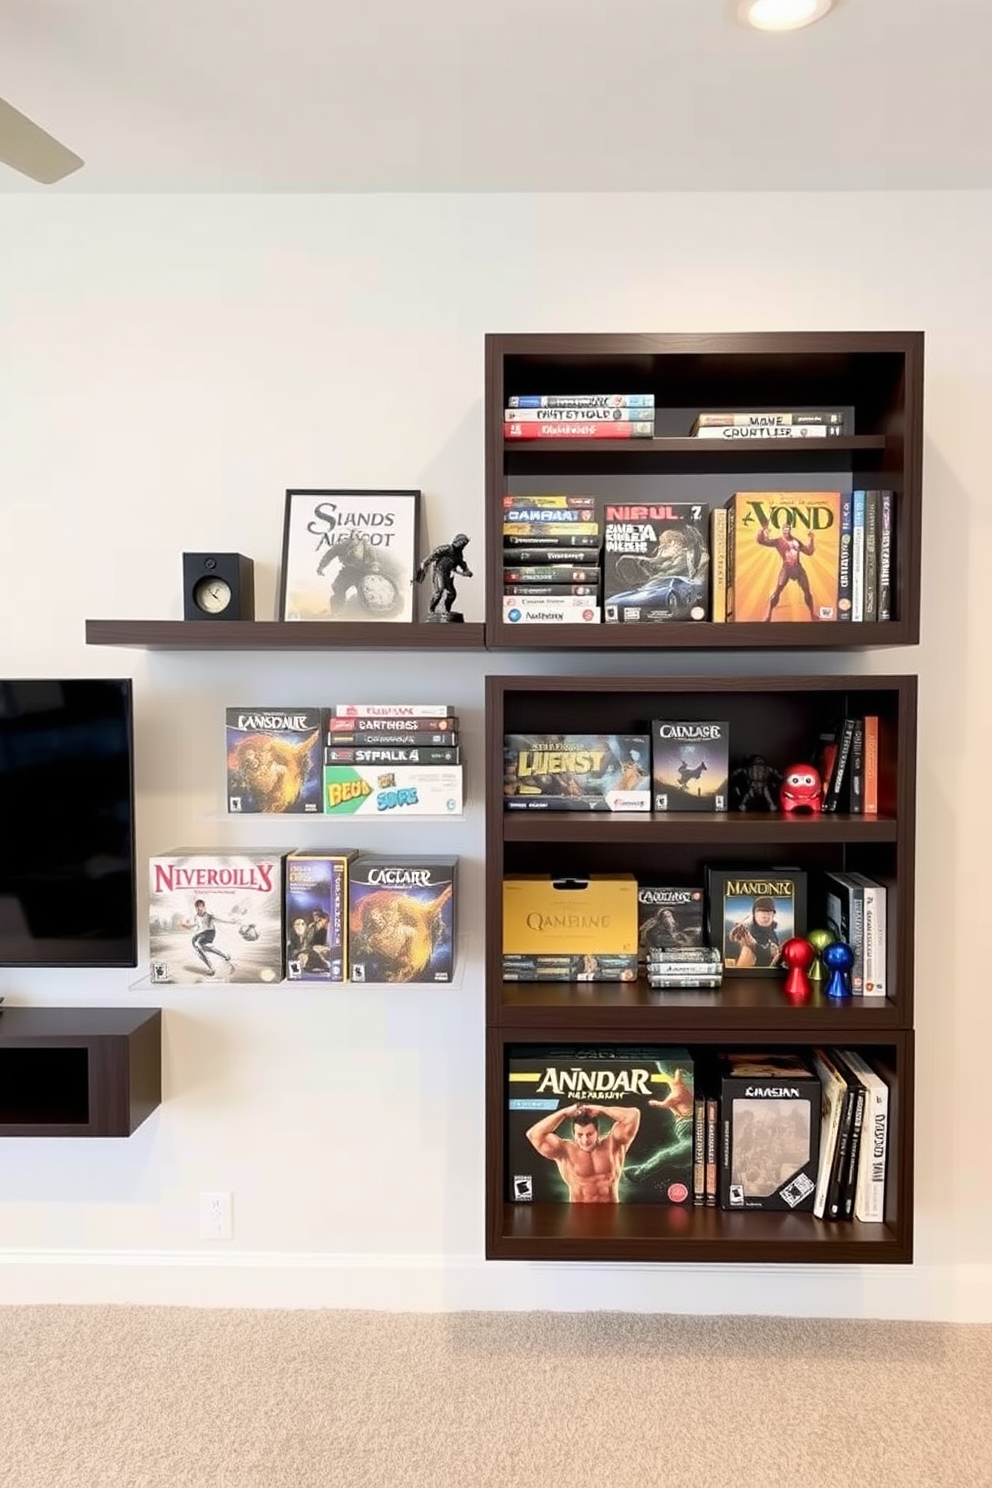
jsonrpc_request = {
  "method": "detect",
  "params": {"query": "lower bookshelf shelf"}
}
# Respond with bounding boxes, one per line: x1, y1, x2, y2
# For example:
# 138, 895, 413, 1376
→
491, 1203, 909, 1265
498, 978, 901, 1033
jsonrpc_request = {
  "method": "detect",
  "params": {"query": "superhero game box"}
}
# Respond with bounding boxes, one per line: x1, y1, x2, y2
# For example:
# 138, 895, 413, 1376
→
718, 1052, 821, 1212
727, 491, 841, 624
284, 849, 359, 982
348, 855, 456, 983
504, 734, 650, 812
506, 1045, 694, 1205
149, 848, 287, 985
226, 708, 323, 814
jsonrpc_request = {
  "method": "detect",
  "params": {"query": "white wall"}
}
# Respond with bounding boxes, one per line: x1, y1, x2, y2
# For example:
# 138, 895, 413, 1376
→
0, 192, 988, 1318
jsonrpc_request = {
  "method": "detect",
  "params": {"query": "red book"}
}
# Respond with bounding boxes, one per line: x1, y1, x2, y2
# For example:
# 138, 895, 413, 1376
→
862, 716, 879, 814
503, 421, 654, 441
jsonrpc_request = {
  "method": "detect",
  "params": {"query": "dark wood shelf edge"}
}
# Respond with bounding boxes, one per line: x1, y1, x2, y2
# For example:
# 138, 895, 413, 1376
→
500, 813, 898, 845
494, 1003, 906, 1035
484, 622, 918, 651
503, 434, 887, 455
487, 1236, 911, 1264
85, 619, 917, 654
85, 621, 488, 651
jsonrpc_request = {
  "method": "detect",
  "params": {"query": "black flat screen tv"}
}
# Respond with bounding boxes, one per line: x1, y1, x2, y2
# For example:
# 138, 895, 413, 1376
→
0, 679, 137, 967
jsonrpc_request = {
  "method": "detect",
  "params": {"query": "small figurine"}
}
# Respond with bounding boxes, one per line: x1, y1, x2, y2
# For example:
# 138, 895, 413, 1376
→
805, 927, 834, 982
779, 762, 823, 815
729, 754, 782, 812
413, 533, 473, 623
822, 940, 855, 999
780, 936, 814, 1000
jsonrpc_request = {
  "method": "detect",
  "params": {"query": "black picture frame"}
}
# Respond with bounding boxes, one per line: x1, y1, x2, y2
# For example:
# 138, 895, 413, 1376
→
278, 489, 421, 623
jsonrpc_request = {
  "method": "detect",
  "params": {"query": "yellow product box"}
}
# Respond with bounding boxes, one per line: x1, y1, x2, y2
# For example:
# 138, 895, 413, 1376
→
502, 874, 638, 956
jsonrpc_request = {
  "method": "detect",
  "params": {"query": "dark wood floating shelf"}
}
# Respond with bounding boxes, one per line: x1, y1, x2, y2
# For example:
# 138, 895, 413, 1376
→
498, 977, 900, 1033
85, 618, 912, 653
0, 1007, 161, 1137
492, 1203, 907, 1265
85, 620, 487, 651
501, 811, 897, 846
488, 620, 915, 651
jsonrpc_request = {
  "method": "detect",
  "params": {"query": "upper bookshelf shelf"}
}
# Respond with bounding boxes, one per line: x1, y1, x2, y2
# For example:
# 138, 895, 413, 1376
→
84, 621, 487, 651
504, 434, 886, 457
487, 330, 924, 653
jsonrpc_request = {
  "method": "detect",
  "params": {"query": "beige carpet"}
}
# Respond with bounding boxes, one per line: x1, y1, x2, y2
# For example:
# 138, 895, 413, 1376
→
1, 1307, 990, 1488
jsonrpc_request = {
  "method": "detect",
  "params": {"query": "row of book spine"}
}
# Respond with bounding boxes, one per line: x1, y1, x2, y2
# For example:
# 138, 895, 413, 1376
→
691, 1049, 890, 1220
504, 394, 655, 441
817, 715, 881, 814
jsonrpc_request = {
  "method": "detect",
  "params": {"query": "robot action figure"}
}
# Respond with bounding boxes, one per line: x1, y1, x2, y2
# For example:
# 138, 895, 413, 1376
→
729, 754, 783, 812
413, 533, 473, 623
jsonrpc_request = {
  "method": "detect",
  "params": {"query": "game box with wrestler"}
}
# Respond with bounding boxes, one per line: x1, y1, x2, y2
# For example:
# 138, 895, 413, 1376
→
506, 1045, 694, 1205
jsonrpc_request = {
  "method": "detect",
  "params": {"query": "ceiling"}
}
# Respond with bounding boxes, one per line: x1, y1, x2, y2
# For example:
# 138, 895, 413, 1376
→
1, 0, 990, 192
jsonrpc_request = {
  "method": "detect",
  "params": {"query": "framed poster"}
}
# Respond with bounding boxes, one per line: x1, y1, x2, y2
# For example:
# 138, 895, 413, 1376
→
278, 489, 421, 622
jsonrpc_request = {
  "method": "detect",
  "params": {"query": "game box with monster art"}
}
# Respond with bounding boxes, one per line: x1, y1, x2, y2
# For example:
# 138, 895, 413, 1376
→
348, 855, 457, 983
602, 502, 710, 623
506, 1046, 694, 1205
226, 708, 322, 814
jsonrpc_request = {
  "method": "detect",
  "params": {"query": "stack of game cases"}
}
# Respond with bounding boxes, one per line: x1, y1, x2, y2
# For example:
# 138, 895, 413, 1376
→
646, 947, 724, 990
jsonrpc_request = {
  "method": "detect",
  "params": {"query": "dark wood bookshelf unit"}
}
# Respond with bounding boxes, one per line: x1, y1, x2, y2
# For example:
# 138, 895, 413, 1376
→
485, 331, 923, 652
78, 329, 923, 1268
0, 1007, 161, 1137
485, 674, 916, 1264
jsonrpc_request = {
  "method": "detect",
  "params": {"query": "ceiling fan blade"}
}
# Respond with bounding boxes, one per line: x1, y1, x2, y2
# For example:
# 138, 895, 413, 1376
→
0, 96, 83, 184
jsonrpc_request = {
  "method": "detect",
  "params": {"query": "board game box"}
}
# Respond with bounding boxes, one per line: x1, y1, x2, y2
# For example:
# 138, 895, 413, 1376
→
503, 875, 638, 957
718, 1052, 821, 1211
284, 849, 359, 982
149, 848, 286, 985
636, 886, 706, 968
651, 720, 729, 811
727, 491, 842, 623
226, 708, 323, 814
322, 764, 463, 816
348, 855, 456, 983
602, 501, 710, 623
506, 1045, 694, 1204
705, 866, 807, 973
504, 734, 650, 811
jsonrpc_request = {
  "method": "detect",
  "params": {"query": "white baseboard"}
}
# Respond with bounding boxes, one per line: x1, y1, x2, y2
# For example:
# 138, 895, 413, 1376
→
1, 1251, 991, 1321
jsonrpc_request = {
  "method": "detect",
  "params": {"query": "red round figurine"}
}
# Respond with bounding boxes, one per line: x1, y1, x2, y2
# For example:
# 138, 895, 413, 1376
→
779, 763, 823, 815
780, 936, 815, 1000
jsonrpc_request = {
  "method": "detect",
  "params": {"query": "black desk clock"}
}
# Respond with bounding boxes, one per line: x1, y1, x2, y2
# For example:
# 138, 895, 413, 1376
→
182, 553, 255, 621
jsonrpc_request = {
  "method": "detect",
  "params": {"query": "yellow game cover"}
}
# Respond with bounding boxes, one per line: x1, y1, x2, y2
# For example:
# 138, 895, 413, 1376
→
728, 491, 842, 623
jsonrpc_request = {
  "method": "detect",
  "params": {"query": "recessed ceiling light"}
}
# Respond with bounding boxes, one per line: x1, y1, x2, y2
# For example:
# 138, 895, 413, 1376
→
738, 0, 835, 31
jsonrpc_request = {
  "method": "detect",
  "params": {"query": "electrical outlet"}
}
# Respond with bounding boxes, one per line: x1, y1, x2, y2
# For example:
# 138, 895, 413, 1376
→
199, 1190, 233, 1241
